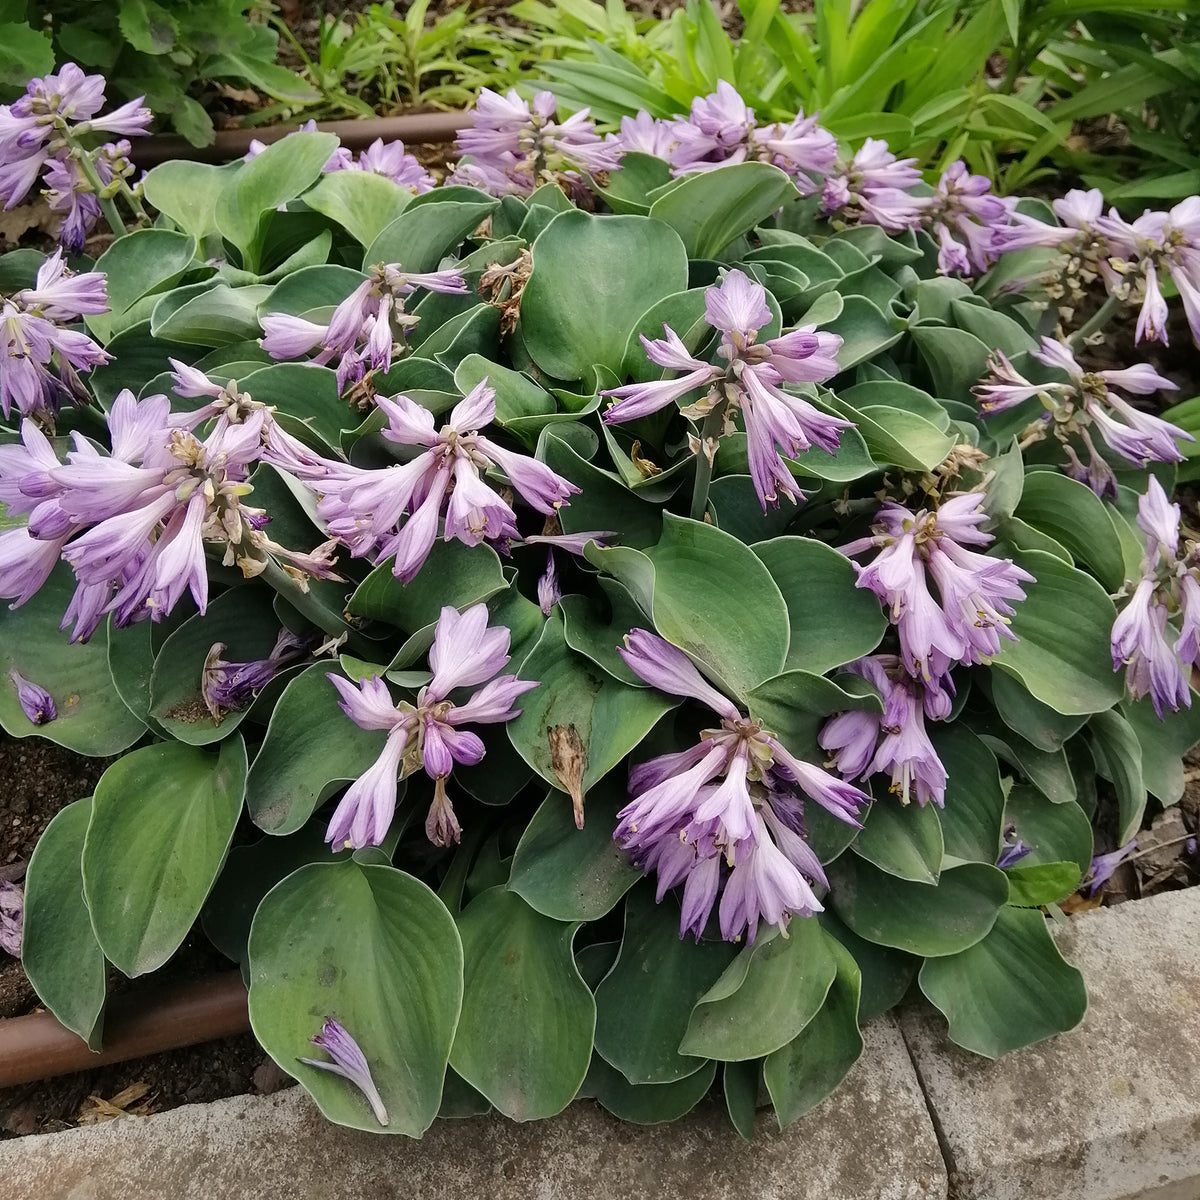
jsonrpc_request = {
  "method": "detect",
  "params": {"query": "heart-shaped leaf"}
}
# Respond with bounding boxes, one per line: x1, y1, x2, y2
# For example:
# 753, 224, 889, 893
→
248, 859, 463, 1134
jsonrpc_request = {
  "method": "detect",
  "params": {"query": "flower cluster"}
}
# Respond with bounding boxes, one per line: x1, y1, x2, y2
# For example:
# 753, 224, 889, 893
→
997, 190, 1200, 346
824, 494, 1032, 805
311, 379, 578, 582
819, 654, 947, 807
260, 262, 468, 392
613, 81, 837, 191
602, 268, 847, 509
973, 337, 1188, 499
327, 604, 538, 849
0, 63, 151, 251
1, 250, 110, 423
248, 122, 435, 194
1111, 478, 1200, 716
450, 88, 622, 196
0, 373, 340, 642
615, 631, 868, 943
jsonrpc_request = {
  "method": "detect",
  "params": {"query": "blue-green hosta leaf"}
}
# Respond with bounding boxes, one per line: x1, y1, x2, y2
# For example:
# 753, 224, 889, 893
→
763, 935, 863, 1128
506, 610, 677, 797
586, 513, 791, 701
752, 536, 887, 674
828, 857, 1009, 957
302, 169, 413, 248
647, 162, 797, 259
21, 798, 107, 1048
593, 884, 737, 1084
451, 888, 594, 1121
918, 905, 1086, 1058
522, 210, 689, 381
990, 549, 1123, 716
679, 919, 838, 1061
83, 737, 247, 976
248, 859, 463, 1134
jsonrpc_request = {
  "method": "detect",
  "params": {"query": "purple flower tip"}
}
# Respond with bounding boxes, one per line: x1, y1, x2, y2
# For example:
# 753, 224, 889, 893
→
9, 669, 56, 725
298, 1017, 389, 1126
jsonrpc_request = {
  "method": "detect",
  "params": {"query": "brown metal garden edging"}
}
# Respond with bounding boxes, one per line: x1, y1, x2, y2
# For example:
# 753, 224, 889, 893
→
0, 972, 250, 1088
130, 112, 469, 167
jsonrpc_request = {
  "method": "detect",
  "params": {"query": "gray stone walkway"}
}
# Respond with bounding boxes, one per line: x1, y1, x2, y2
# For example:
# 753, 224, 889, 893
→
899, 887, 1200, 1200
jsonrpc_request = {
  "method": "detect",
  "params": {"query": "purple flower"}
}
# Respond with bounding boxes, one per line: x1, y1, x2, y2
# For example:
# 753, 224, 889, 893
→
9, 668, 56, 725
659, 84, 837, 189
1098, 197, 1200, 346
450, 88, 621, 197
326, 604, 537, 849
0, 64, 150, 212
997, 829, 1034, 870
991, 187, 1106, 255
1034, 338, 1189, 469
0, 379, 342, 641
1086, 840, 1137, 896
608, 111, 676, 159
298, 1018, 389, 1127
201, 629, 311, 723
602, 269, 847, 510
261, 263, 467, 391
842, 494, 1033, 693
353, 137, 435, 192
1, 250, 111, 421
819, 655, 948, 808
43, 141, 135, 254
0, 881, 21, 958
820, 138, 931, 231
926, 162, 1012, 277
314, 381, 578, 583
1112, 578, 1190, 717
616, 629, 868, 944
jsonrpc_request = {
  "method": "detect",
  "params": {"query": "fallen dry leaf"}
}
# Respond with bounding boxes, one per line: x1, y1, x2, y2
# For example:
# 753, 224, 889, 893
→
77, 1081, 157, 1124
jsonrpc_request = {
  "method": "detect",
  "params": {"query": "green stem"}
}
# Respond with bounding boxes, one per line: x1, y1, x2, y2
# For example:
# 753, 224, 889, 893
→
688, 407, 725, 523
1068, 293, 1122, 349
72, 147, 127, 240
257, 556, 372, 657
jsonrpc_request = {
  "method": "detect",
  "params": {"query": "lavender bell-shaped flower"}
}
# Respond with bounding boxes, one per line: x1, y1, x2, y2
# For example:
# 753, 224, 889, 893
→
0, 881, 22, 958
314, 380, 578, 583
925, 161, 1013, 277
841, 494, 1033, 694
450, 88, 621, 196
326, 604, 538, 849
1086, 840, 1138, 896
9, 668, 56, 725
1, 250, 111, 421
260, 263, 467, 391
820, 138, 931, 231
298, 1018, 389, 1127
1111, 478, 1198, 717
0, 63, 151, 212
201, 629, 312, 723
819, 655, 948, 808
615, 629, 868, 943
1098, 197, 1200, 347
602, 269, 848, 510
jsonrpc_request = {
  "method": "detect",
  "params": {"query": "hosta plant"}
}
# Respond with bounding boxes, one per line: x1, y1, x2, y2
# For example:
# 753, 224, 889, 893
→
5, 67, 1199, 1138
